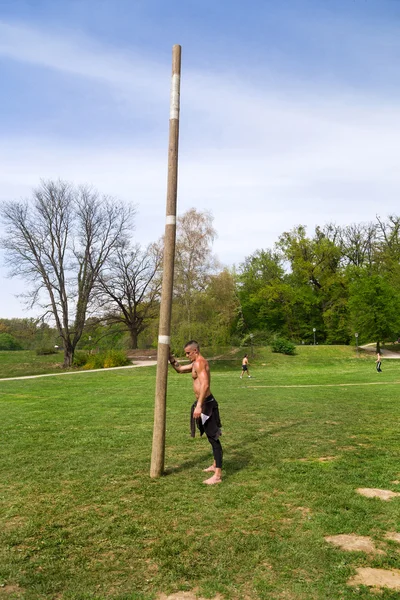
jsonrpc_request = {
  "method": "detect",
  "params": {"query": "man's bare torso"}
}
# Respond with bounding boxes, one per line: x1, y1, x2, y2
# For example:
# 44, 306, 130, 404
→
191, 355, 211, 399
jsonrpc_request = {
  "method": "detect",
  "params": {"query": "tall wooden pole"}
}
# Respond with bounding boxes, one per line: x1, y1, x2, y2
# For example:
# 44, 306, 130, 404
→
150, 45, 182, 478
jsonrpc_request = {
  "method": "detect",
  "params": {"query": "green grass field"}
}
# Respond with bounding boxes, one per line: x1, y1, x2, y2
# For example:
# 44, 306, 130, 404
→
1, 346, 400, 599
0, 351, 67, 379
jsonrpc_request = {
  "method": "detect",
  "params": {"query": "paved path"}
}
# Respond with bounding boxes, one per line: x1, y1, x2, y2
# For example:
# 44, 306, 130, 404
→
360, 344, 400, 359
380, 350, 400, 358
0, 360, 157, 382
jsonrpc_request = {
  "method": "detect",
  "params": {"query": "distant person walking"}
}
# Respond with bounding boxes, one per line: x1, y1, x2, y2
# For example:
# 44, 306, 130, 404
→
240, 354, 251, 379
376, 352, 382, 372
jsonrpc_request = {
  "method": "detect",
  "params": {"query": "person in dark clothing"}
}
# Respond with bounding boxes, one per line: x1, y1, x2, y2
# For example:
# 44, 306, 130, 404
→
376, 352, 383, 372
169, 340, 223, 485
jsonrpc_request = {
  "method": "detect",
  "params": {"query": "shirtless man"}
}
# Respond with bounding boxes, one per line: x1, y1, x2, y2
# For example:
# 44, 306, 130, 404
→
376, 352, 382, 372
240, 354, 251, 378
169, 340, 223, 485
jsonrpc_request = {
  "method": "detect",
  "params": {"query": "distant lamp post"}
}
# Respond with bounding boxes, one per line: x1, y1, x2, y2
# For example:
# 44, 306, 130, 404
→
313, 328, 316, 346
355, 332, 359, 353
249, 333, 254, 357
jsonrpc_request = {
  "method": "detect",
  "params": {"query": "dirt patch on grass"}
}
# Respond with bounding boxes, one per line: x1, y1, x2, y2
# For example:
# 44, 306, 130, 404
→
3, 516, 28, 531
158, 594, 222, 600
0, 585, 25, 596
356, 488, 400, 501
385, 532, 400, 543
325, 534, 383, 554
296, 456, 336, 463
348, 567, 400, 590
296, 506, 312, 517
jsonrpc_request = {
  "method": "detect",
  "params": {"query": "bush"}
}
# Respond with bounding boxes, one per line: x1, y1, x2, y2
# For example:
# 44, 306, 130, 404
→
73, 351, 89, 367
102, 350, 129, 368
0, 333, 23, 351
35, 346, 58, 355
271, 337, 296, 355
80, 350, 130, 370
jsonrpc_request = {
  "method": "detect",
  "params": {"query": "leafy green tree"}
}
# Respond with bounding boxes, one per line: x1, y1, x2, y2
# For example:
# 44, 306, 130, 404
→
278, 225, 341, 292
77, 318, 127, 352
348, 272, 400, 352
237, 249, 288, 334
278, 225, 347, 342
170, 269, 238, 350
197, 269, 239, 347
0, 333, 22, 350
0, 318, 58, 350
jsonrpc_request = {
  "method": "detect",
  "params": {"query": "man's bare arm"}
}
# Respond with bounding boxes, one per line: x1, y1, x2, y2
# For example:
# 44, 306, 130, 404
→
169, 352, 192, 373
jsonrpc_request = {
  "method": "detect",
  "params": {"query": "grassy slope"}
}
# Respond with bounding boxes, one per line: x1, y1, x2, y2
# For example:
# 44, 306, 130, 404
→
0, 347, 399, 599
0, 351, 66, 379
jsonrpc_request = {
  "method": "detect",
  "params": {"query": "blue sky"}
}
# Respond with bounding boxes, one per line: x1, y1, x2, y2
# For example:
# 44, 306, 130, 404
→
1, 0, 400, 318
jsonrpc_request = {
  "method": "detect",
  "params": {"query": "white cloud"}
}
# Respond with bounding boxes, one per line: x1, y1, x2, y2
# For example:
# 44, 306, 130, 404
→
0, 20, 167, 97
1, 19, 400, 317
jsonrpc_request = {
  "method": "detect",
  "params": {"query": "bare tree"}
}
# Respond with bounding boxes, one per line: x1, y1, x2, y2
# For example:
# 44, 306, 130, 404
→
96, 241, 162, 349
0, 180, 134, 366
376, 215, 400, 257
173, 208, 219, 336
338, 222, 377, 268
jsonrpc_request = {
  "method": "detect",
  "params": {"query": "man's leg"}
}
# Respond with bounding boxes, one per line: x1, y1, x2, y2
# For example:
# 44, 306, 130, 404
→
203, 436, 223, 484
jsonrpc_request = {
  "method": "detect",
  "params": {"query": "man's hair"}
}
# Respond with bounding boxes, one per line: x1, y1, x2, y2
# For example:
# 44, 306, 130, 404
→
184, 340, 200, 351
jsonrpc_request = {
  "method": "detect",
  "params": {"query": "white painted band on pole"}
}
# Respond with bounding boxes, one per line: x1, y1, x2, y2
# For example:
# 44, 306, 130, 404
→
170, 73, 180, 120
158, 335, 171, 345
166, 215, 176, 225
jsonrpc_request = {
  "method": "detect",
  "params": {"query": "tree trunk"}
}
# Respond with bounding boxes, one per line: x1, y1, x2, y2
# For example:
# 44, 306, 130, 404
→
63, 343, 74, 367
129, 329, 138, 350
376, 340, 381, 353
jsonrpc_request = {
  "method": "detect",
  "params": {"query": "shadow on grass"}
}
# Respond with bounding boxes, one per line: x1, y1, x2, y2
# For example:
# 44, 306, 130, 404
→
163, 451, 211, 475
164, 447, 252, 479
163, 421, 306, 478
224, 449, 251, 476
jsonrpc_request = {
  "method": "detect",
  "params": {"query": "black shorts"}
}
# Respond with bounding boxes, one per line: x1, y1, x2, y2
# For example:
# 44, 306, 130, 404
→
191, 394, 222, 440
242, 364, 248, 371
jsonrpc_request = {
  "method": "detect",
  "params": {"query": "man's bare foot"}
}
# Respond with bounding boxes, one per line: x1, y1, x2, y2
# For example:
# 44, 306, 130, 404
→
203, 475, 222, 485
203, 465, 216, 472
